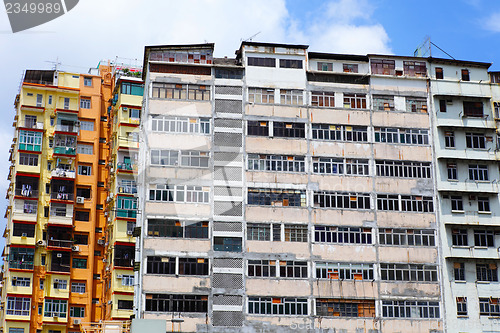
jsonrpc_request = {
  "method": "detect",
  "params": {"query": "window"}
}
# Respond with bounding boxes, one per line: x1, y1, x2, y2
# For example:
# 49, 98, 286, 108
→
406, 98, 427, 113
379, 228, 435, 246
83, 77, 92, 86
312, 124, 368, 142
469, 164, 488, 181
23, 200, 37, 214
9, 328, 25, 333
12, 222, 35, 237
44, 299, 67, 317
375, 160, 431, 179
247, 121, 269, 136
403, 61, 426, 77
478, 197, 490, 212
6, 297, 30, 316
439, 99, 447, 112
151, 116, 210, 134
63, 97, 70, 109
248, 188, 306, 207
247, 57, 276, 67
248, 154, 305, 173
343, 63, 358, 73
120, 82, 144, 96
311, 91, 335, 107
376, 194, 399, 211
78, 165, 92, 176
474, 230, 494, 247
147, 256, 175, 275
314, 191, 370, 209
461, 69, 470, 81
248, 87, 274, 104
19, 153, 39, 166
214, 237, 242, 252
36, 94, 43, 107
280, 89, 303, 105
452, 229, 468, 246
382, 300, 439, 318
284, 224, 308, 242
401, 195, 434, 212
477, 263, 498, 282
71, 282, 86, 293
122, 275, 134, 286
435, 67, 443, 79
149, 184, 209, 203
380, 263, 438, 282
75, 210, 90, 221
454, 263, 465, 281
373, 95, 394, 111
248, 260, 276, 277
479, 298, 500, 316
12, 276, 30, 287
316, 299, 375, 317
9, 247, 34, 269
150, 150, 178, 166
371, 59, 395, 75
72, 258, 87, 269
53, 279, 67, 289
145, 294, 208, 313
74, 234, 88, 245
466, 132, 486, 149
374, 127, 429, 145
280, 59, 302, 69
248, 297, 307, 315
463, 101, 483, 117
76, 187, 91, 199
80, 120, 94, 131
280, 261, 308, 278
316, 262, 373, 280
180, 151, 209, 167
70, 306, 85, 318
317, 62, 333, 71
151, 83, 208, 101
215, 68, 243, 79
247, 224, 271, 241
447, 163, 458, 181
147, 219, 208, 239
179, 258, 209, 275
495, 101, 500, 118
80, 98, 91, 109
314, 226, 372, 244
273, 122, 305, 138
444, 131, 455, 148
451, 195, 463, 211
312, 157, 343, 175
19, 130, 42, 152
118, 300, 133, 310
77, 144, 93, 155
343, 93, 367, 109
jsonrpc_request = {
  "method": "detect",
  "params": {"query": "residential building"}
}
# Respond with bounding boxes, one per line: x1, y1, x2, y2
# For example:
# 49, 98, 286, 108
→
135, 42, 443, 332
1, 68, 111, 333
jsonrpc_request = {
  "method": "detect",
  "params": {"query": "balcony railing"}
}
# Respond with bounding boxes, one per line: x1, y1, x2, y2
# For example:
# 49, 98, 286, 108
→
53, 146, 76, 155
118, 186, 137, 194
51, 169, 76, 179
114, 258, 134, 267
116, 209, 137, 218
48, 239, 73, 248
15, 188, 39, 198
51, 192, 74, 201
117, 163, 136, 171
19, 121, 44, 129
55, 124, 78, 133
9, 260, 34, 270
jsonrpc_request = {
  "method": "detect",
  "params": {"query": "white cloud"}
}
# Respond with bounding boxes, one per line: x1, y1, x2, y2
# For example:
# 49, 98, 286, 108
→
483, 12, 500, 33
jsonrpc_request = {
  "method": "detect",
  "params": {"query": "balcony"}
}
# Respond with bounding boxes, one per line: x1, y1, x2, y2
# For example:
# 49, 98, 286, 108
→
50, 252, 71, 273
117, 162, 136, 172
51, 180, 74, 201
51, 169, 76, 179
51, 192, 74, 201
53, 146, 76, 156
116, 209, 137, 218
53, 135, 77, 156
47, 239, 73, 248
18, 121, 44, 130
55, 123, 79, 134
114, 245, 134, 268
118, 185, 137, 195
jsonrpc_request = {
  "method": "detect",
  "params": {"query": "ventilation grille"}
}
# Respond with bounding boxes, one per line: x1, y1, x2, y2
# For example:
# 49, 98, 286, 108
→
215, 86, 243, 95
213, 258, 243, 269
214, 186, 242, 197
214, 133, 242, 147
214, 152, 242, 163
214, 118, 243, 129
213, 273, 243, 289
215, 100, 242, 114
212, 311, 244, 327
213, 295, 243, 306
214, 202, 242, 216
214, 222, 242, 232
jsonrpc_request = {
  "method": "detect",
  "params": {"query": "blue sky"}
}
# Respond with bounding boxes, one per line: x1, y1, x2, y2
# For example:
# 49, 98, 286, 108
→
0, 0, 499, 255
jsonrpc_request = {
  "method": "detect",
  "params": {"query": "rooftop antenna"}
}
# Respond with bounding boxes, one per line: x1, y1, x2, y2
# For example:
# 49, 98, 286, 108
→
414, 36, 456, 60
45, 57, 61, 71
241, 31, 261, 42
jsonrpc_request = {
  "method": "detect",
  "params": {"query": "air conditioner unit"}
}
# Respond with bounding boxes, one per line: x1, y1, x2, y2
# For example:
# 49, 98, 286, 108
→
97, 239, 105, 245
105, 267, 110, 271
56, 253, 62, 258
127, 230, 133, 236
72, 245, 80, 252
102, 258, 107, 263
73, 319, 81, 325
21, 233, 27, 237
76, 197, 85, 204
37, 240, 46, 246
117, 274, 123, 279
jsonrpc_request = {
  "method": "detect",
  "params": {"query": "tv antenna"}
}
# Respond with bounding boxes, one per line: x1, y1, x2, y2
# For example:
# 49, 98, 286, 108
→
241, 31, 261, 42
414, 36, 456, 60
45, 57, 61, 71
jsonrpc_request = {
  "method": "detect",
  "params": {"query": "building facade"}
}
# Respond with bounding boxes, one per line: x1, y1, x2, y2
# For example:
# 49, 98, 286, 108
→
135, 42, 457, 332
1, 68, 111, 333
